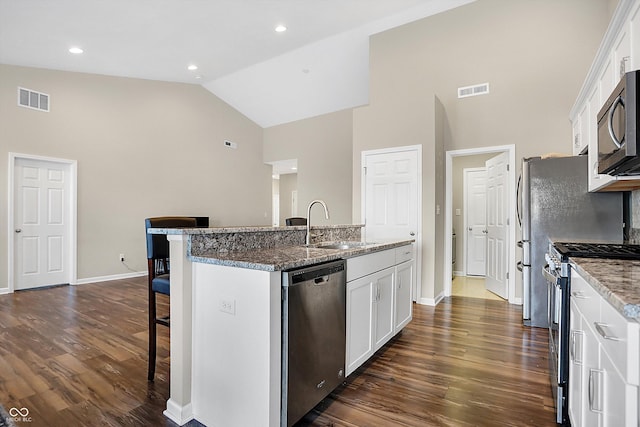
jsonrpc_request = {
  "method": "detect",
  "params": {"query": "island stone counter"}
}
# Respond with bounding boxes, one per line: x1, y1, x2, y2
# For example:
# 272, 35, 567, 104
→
570, 257, 640, 320
148, 224, 413, 427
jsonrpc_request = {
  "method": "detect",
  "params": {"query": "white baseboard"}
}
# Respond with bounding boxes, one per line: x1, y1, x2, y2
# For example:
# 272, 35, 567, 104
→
453, 270, 464, 277
75, 271, 147, 285
164, 400, 193, 426
417, 291, 444, 306
510, 297, 523, 305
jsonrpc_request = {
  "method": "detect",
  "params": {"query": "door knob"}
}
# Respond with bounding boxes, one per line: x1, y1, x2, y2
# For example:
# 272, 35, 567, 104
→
409, 231, 415, 236
15, 229, 22, 233
468, 227, 472, 231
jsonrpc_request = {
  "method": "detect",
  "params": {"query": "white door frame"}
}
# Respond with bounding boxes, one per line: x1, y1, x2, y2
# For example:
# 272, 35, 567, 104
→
361, 144, 422, 303
445, 145, 517, 304
463, 166, 487, 277
7, 152, 78, 293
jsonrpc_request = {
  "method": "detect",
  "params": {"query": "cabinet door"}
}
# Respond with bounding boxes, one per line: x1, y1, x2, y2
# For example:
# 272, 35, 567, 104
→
346, 275, 375, 376
374, 268, 395, 350
630, 2, 640, 71
601, 347, 628, 427
583, 322, 602, 427
394, 260, 413, 332
569, 300, 584, 427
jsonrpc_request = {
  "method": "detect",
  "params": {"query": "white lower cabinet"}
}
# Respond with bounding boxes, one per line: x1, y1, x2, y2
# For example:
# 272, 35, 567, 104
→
394, 260, 413, 332
569, 268, 639, 426
345, 244, 414, 376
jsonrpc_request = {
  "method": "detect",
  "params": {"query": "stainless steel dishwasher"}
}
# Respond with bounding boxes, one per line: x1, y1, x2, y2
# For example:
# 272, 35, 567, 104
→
281, 259, 346, 427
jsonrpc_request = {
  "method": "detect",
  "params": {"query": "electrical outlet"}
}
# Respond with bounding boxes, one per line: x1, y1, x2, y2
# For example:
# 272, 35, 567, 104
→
219, 298, 236, 315
119, 253, 125, 262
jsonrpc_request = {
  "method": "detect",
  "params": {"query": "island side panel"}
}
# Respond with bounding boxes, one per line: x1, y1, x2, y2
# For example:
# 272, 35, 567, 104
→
191, 263, 282, 427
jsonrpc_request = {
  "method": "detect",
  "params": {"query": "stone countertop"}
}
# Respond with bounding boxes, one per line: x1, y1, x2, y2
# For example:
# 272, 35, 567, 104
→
148, 224, 364, 235
570, 257, 640, 321
189, 240, 414, 271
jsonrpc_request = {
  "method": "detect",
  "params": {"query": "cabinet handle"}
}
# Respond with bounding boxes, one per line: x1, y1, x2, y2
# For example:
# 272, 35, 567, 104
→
571, 331, 583, 365
594, 322, 620, 341
588, 369, 603, 413
571, 291, 588, 299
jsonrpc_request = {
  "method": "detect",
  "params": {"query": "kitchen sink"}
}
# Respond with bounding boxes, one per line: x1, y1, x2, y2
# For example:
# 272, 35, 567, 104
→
315, 241, 371, 250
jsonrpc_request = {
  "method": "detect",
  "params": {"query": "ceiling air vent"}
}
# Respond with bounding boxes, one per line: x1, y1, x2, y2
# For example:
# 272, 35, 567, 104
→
18, 87, 50, 112
457, 83, 489, 99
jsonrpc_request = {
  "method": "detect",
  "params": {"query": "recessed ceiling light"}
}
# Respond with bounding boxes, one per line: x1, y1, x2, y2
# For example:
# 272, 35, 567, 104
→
68, 47, 83, 54
291, 167, 297, 171
187, 64, 198, 71
275, 25, 287, 33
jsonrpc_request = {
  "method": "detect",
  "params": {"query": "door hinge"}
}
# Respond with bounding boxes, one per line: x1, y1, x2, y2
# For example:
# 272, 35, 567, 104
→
364, 166, 367, 175
506, 272, 509, 280
507, 164, 510, 171
506, 218, 510, 225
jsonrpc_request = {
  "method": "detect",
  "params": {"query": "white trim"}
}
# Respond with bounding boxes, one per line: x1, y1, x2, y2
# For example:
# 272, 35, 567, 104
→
163, 400, 193, 426
8, 152, 78, 293
445, 145, 517, 305
419, 291, 444, 307
360, 144, 423, 304
75, 271, 147, 285
462, 166, 486, 277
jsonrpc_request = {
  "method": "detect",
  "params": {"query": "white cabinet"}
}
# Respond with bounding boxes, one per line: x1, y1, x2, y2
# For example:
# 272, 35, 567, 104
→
345, 244, 414, 376
394, 259, 413, 332
568, 299, 584, 427
570, 0, 640, 191
346, 267, 390, 375
569, 268, 640, 426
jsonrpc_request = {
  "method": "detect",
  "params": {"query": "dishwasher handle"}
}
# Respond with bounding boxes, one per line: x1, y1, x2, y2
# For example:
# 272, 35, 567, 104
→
286, 260, 346, 286
314, 276, 330, 285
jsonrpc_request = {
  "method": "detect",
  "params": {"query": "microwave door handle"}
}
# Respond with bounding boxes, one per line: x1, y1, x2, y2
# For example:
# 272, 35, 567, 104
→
608, 95, 625, 149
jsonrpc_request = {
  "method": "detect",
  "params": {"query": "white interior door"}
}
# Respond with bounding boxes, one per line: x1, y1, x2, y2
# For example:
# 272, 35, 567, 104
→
485, 152, 509, 299
363, 147, 419, 300
14, 157, 72, 290
464, 168, 487, 276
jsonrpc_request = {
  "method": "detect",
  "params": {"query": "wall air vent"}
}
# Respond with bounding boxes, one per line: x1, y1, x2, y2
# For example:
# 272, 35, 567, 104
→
457, 83, 490, 99
18, 87, 50, 112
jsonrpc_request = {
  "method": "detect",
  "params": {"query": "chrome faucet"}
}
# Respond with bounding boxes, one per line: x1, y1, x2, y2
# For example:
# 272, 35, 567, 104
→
306, 199, 330, 246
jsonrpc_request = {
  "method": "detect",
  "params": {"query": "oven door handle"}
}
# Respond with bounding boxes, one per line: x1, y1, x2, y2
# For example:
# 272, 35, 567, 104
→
542, 264, 560, 285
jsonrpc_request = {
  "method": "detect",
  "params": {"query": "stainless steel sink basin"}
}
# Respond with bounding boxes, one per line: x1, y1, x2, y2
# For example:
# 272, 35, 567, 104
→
315, 242, 371, 250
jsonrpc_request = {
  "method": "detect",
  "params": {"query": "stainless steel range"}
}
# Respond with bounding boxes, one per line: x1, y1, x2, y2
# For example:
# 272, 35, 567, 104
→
544, 241, 640, 425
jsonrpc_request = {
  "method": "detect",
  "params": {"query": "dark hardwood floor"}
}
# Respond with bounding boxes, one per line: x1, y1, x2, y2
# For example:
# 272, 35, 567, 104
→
0, 277, 555, 427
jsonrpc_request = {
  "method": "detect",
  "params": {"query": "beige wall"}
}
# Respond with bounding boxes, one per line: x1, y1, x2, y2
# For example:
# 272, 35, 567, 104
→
0, 64, 270, 286
451, 153, 496, 275
263, 109, 353, 225
353, 0, 610, 302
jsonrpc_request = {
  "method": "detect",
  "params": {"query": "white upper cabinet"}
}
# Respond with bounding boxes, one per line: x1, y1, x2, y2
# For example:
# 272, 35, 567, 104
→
570, 0, 640, 191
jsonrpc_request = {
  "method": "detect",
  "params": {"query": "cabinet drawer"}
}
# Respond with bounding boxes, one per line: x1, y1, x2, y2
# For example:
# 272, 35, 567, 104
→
347, 249, 395, 282
395, 244, 413, 264
598, 298, 640, 385
570, 272, 600, 322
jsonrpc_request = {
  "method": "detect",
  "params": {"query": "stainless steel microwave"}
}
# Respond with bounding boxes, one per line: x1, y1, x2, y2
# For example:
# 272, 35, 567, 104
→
597, 70, 640, 175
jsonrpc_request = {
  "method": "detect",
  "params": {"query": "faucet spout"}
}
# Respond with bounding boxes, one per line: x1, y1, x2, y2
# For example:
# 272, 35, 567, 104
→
306, 199, 330, 246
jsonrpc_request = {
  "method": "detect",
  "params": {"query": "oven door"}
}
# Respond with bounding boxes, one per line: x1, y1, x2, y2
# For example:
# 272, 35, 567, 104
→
543, 264, 569, 425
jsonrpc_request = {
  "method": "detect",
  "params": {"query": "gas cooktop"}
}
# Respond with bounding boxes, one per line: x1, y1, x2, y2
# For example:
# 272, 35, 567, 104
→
553, 242, 640, 260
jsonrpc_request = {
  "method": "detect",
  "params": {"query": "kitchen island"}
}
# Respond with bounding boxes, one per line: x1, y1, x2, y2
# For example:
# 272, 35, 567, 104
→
148, 224, 413, 427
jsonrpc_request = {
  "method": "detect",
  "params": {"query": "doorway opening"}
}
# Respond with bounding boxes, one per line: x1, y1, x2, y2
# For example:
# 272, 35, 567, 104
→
444, 145, 517, 303
268, 159, 298, 227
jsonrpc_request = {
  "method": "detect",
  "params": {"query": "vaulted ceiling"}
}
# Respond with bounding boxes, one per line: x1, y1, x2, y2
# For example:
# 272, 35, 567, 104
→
0, 0, 473, 127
